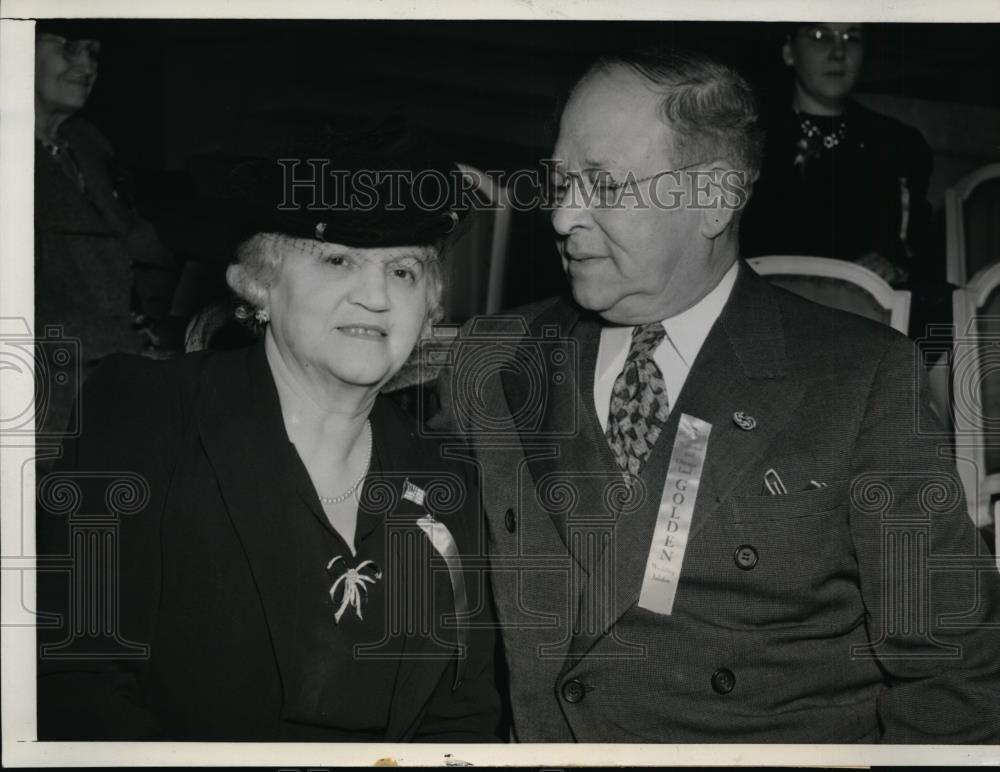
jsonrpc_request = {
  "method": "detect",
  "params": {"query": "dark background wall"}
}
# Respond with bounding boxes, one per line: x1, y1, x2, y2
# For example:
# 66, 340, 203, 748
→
74, 19, 1000, 313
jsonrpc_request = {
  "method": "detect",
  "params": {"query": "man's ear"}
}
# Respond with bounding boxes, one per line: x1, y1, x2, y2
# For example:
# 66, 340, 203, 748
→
697, 162, 738, 240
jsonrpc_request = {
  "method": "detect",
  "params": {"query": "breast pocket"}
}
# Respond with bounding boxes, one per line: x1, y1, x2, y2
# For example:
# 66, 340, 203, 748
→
708, 481, 861, 629
726, 480, 849, 523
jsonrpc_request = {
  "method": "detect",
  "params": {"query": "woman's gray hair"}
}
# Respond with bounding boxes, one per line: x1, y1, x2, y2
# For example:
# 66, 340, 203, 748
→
227, 232, 445, 324
225, 232, 447, 389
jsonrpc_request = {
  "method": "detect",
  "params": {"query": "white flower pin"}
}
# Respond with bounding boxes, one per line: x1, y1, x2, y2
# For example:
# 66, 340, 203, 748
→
326, 556, 382, 623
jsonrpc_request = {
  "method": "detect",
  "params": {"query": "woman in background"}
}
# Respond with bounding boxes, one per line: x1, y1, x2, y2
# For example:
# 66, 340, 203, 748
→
34, 20, 178, 440
741, 22, 937, 288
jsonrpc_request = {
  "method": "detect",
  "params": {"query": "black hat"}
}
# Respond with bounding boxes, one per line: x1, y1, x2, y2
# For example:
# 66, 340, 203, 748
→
226, 120, 476, 248
35, 19, 105, 41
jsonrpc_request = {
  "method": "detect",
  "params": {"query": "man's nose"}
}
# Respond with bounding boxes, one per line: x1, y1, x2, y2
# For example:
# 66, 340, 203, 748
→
829, 36, 847, 60
551, 188, 593, 237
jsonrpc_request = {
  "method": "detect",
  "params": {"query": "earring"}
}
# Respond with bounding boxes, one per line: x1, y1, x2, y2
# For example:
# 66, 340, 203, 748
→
255, 308, 270, 324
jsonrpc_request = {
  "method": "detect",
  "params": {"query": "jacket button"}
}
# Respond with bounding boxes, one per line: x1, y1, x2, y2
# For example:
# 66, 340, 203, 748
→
734, 544, 758, 570
561, 678, 586, 704
711, 668, 736, 694
504, 508, 516, 533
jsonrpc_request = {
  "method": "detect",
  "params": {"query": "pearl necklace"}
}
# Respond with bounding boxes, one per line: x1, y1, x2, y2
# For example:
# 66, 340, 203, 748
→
318, 421, 372, 506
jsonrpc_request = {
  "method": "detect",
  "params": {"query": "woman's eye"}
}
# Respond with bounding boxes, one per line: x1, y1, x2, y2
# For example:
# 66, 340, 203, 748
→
323, 255, 348, 267
391, 267, 417, 283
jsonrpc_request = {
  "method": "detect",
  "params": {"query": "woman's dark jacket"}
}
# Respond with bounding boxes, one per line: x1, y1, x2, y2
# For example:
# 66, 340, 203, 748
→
36, 341, 502, 741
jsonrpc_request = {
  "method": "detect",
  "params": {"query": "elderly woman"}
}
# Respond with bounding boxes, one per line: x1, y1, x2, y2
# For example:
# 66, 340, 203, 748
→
36, 129, 501, 741
34, 21, 178, 440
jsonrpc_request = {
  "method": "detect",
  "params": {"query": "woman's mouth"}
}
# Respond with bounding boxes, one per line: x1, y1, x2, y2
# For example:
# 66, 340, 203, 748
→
337, 325, 387, 339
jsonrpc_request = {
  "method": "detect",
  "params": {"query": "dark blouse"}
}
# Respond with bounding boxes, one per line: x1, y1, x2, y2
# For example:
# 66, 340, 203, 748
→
280, 437, 403, 740
741, 100, 937, 284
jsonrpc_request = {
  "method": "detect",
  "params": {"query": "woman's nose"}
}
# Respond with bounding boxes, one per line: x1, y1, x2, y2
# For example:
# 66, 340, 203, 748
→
829, 37, 847, 60
350, 264, 391, 311
63, 39, 99, 71
68, 51, 98, 75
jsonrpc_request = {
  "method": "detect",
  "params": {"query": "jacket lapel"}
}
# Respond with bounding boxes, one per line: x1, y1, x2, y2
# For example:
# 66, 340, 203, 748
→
371, 398, 456, 740
569, 263, 807, 661
500, 299, 617, 549
195, 342, 305, 694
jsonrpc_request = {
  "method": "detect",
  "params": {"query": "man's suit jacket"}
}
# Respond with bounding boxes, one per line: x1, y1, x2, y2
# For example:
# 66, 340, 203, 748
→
36, 342, 501, 741
435, 262, 1000, 743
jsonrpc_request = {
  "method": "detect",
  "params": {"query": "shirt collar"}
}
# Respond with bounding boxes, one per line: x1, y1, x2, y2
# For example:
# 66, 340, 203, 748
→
659, 260, 739, 368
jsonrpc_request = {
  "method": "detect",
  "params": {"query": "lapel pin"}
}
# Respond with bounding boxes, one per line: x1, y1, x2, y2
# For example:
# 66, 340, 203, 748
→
733, 411, 757, 431
402, 478, 426, 506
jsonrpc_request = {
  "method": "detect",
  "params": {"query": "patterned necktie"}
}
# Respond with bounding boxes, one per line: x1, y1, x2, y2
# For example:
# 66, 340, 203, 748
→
605, 323, 670, 478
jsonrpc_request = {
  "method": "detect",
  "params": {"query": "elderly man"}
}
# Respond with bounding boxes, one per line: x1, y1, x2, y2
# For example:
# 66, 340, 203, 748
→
432, 49, 1000, 743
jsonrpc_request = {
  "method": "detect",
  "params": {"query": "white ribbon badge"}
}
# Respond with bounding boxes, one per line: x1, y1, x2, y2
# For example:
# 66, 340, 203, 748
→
416, 513, 470, 689
638, 413, 712, 616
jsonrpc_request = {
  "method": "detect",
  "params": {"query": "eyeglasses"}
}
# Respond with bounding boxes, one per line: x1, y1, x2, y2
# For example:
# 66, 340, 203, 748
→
796, 27, 864, 47
547, 161, 706, 210
37, 34, 102, 62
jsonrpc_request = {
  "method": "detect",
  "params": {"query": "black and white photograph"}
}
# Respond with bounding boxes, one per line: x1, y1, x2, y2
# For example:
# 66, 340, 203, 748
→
2, 0, 1000, 766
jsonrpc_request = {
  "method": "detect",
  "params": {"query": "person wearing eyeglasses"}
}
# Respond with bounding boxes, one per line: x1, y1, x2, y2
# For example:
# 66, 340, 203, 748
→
34, 20, 179, 444
433, 47, 1000, 744
741, 23, 936, 292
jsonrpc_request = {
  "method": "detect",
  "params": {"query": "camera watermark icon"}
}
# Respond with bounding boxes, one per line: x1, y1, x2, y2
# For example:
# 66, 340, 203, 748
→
0, 319, 82, 443
417, 319, 579, 440
918, 320, 1000, 536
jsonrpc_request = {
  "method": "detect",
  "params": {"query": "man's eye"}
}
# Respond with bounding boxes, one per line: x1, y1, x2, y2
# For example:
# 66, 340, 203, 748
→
549, 181, 569, 199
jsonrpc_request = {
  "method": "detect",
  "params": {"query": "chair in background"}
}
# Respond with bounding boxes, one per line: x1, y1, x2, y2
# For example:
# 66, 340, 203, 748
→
951, 262, 1000, 565
749, 255, 955, 436
444, 165, 512, 321
747, 255, 912, 334
946, 162, 1000, 287
184, 300, 256, 352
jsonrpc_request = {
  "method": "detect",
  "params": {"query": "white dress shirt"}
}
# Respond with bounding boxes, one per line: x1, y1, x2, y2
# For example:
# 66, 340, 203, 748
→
593, 261, 739, 431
